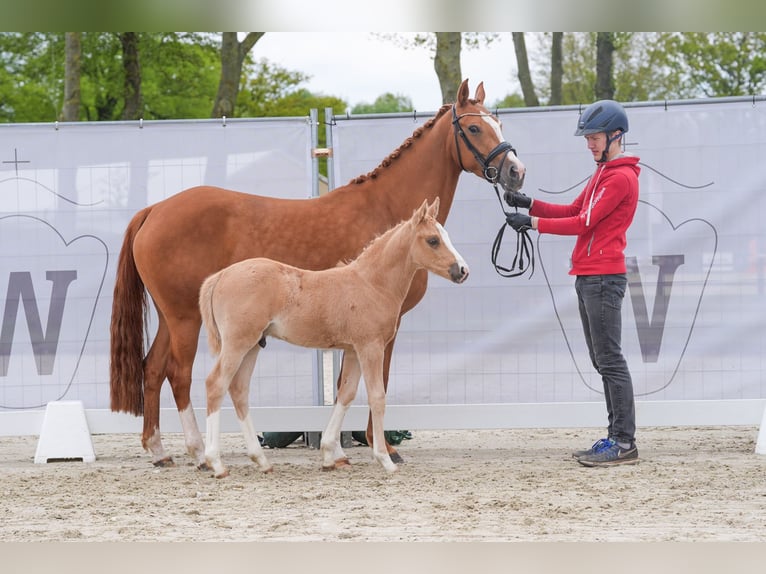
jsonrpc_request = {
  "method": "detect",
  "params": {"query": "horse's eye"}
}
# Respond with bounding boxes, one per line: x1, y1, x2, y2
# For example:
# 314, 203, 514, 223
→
427, 237, 440, 248
468, 125, 480, 135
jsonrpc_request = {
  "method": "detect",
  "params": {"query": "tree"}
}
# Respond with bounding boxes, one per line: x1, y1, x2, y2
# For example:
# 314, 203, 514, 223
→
433, 33, 462, 104
663, 32, 766, 97
236, 59, 348, 118
351, 93, 413, 114
211, 32, 264, 118
549, 32, 563, 105
512, 32, 539, 106
120, 32, 142, 120
595, 32, 615, 100
60, 32, 81, 121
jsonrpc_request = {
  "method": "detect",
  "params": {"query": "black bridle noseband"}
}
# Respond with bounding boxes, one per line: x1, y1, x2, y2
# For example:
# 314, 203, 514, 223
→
451, 104, 534, 279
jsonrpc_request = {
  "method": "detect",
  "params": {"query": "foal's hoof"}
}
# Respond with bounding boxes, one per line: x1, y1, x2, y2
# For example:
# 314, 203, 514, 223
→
153, 457, 176, 468
197, 462, 212, 472
334, 457, 351, 469
214, 469, 230, 479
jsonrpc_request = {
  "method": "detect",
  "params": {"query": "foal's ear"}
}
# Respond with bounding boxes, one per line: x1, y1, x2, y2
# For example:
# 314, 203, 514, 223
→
428, 197, 440, 218
414, 198, 429, 222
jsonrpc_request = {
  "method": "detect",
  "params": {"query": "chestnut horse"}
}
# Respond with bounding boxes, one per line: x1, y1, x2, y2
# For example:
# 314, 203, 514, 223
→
200, 198, 467, 477
110, 79, 526, 468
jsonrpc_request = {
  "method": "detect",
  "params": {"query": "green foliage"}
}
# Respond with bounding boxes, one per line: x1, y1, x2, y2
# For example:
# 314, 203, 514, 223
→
0, 33, 64, 122
236, 59, 347, 118
663, 33, 766, 97
140, 33, 221, 120
3, 32, 765, 125
351, 93, 413, 114
491, 93, 526, 109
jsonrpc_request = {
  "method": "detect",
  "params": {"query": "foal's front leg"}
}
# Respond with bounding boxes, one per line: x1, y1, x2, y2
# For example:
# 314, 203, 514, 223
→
359, 346, 397, 474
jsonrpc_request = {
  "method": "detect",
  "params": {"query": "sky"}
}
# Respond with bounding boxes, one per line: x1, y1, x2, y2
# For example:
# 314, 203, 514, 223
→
253, 32, 523, 113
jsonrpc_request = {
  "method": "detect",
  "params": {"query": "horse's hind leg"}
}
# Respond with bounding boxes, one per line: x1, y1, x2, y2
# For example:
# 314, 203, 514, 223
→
167, 318, 207, 469
229, 346, 273, 474
320, 350, 361, 470
141, 318, 175, 467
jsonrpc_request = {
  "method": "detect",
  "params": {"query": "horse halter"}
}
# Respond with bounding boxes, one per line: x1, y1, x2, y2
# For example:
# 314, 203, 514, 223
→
451, 104, 516, 184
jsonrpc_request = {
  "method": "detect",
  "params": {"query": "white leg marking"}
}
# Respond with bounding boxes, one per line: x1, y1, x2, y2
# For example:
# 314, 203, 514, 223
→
240, 415, 273, 473
145, 430, 169, 464
321, 401, 350, 469
205, 410, 227, 478
179, 404, 206, 467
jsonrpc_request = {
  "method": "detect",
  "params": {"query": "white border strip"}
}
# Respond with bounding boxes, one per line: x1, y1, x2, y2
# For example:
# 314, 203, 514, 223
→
1, 399, 763, 436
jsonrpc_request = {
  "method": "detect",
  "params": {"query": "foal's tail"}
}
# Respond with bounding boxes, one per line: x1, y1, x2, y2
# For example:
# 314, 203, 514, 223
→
109, 206, 152, 416
199, 271, 223, 356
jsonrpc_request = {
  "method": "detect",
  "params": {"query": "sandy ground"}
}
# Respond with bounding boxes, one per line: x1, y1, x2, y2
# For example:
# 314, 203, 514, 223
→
1, 425, 765, 543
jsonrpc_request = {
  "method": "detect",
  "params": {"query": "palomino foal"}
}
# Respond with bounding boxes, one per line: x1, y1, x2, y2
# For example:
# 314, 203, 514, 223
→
199, 198, 469, 477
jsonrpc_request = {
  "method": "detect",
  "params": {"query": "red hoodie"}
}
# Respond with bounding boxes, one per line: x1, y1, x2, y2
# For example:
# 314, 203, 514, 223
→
530, 155, 640, 276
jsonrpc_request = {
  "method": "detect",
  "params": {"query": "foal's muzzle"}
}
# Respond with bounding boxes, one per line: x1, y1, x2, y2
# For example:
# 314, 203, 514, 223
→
450, 262, 470, 284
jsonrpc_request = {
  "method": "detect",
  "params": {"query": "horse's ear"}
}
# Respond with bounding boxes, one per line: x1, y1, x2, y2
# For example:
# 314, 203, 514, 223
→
457, 79, 469, 106
474, 82, 485, 105
428, 197, 440, 218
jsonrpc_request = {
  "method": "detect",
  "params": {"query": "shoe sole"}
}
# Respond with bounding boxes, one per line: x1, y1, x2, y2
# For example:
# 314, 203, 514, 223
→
578, 457, 640, 467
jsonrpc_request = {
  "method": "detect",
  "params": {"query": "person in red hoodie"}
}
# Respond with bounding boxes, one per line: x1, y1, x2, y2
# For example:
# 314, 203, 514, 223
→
505, 100, 640, 467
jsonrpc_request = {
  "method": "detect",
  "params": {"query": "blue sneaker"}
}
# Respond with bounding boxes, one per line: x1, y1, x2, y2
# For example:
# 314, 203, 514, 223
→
572, 438, 614, 460
578, 442, 639, 467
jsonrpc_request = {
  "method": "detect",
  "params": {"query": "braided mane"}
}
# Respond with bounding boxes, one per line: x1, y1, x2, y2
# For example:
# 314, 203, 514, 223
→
349, 103, 455, 185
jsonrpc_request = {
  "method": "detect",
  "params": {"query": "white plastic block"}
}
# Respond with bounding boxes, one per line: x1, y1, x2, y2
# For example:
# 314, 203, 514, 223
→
756, 405, 766, 455
34, 400, 96, 464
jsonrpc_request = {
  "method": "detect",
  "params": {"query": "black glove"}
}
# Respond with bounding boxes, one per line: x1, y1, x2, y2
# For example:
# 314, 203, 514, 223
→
503, 190, 532, 209
506, 212, 533, 232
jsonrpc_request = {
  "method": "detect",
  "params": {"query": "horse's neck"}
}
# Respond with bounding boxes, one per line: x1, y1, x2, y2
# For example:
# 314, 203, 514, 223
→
358, 117, 461, 224
353, 224, 418, 302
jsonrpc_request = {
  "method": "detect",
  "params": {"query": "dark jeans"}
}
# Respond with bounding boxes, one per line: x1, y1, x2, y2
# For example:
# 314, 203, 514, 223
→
575, 274, 636, 445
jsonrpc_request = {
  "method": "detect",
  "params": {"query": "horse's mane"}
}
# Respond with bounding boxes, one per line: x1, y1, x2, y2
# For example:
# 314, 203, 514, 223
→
348, 103, 454, 185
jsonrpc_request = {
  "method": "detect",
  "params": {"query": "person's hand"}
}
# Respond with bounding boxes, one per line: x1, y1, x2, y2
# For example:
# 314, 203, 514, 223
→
503, 190, 532, 209
506, 212, 533, 232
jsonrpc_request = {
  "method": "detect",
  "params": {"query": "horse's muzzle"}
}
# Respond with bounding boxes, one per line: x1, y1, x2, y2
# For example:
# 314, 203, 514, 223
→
450, 263, 470, 284
499, 154, 526, 193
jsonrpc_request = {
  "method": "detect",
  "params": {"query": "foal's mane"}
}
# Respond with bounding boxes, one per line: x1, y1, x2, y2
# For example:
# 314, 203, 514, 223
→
348, 103, 455, 185
344, 211, 427, 266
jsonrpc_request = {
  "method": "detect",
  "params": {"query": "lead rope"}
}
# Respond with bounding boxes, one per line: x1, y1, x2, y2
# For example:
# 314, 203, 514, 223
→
490, 185, 535, 279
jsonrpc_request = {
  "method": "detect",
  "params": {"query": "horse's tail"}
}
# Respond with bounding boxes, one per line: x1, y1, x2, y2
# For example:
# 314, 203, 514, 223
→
199, 271, 223, 356
109, 206, 152, 416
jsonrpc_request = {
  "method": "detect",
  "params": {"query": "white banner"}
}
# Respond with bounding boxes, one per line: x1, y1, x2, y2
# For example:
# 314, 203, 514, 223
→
1, 98, 764, 423
0, 118, 315, 412
333, 99, 766, 407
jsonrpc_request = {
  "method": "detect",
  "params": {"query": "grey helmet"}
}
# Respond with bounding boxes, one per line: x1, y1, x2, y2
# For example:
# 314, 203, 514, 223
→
574, 100, 628, 136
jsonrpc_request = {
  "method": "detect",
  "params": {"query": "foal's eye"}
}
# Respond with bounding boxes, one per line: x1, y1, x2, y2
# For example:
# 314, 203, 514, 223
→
468, 125, 480, 135
427, 236, 440, 248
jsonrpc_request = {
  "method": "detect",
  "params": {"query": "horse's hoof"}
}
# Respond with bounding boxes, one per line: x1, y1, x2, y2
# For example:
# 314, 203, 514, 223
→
389, 451, 404, 465
153, 457, 176, 468
334, 457, 351, 469
197, 462, 212, 472
321, 464, 336, 472
214, 469, 230, 479
262, 466, 274, 474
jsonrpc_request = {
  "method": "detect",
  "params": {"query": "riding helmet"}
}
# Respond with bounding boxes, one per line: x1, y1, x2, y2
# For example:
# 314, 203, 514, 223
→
574, 100, 629, 136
